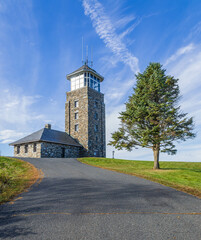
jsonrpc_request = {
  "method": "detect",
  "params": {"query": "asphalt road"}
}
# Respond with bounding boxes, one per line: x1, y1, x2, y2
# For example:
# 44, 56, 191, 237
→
0, 158, 201, 240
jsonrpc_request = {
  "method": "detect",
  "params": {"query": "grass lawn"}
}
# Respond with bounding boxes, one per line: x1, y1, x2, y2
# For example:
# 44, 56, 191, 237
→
78, 158, 201, 198
0, 157, 39, 204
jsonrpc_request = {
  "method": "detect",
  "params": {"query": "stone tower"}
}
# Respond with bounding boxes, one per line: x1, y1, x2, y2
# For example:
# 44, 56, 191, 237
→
65, 64, 106, 157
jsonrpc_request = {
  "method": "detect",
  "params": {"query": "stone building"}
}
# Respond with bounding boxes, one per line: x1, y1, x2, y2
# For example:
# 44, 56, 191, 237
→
10, 63, 106, 158
10, 124, 82, 158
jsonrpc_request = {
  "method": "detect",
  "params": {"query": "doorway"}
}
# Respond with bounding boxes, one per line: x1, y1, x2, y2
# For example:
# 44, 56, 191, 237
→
61, 147, 65, 158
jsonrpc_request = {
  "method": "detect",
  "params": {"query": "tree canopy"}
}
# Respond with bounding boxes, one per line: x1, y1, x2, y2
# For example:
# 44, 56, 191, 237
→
109, 63, 195, 169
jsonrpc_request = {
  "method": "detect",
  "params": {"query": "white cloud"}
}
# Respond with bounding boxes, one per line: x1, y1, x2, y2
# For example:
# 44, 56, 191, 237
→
187, 21, 201, 41
0, 84, 66, 149
164, 43, 195, 66
166, 44, 201, 97
103, 65, 135, 104
114, 14, 137, 30
0, 87, 45, 144
82, 0, 139, 105
0, 130, 25, 143
119, 18, 141, 40
82, 0, 139, 73
163, 43, 201, 161
106, 79, 134, 101
106, 104, 124, 158
0, 89, 44, 126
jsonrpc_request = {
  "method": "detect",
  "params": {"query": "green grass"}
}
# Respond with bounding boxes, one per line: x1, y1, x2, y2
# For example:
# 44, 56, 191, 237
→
78, 157, 201, 198
0, 156, 39, 204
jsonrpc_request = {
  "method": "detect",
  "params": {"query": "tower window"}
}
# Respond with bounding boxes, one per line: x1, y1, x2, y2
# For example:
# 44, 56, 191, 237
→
94, 100, 98, 108
75, 124, 79, 132
33, 143, 37, 152
96, 136, 98, 142
94, 125, 98, 132
94, 112, 98, 120
90, 79, 93, 88
71, 74, 84, 91
25, 144, 28, 153
17, 146, 20, 154
74, 100, 79, 108
75, 112, 78, 119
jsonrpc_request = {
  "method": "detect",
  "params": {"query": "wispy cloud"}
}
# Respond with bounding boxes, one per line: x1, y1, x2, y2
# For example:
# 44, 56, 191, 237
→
0, 89, 44, 126
0, 87, 46, 144
82, 0, 139, 73
164, 43, 195, 66
163, 43, 201, 161
103, 65, 135, 104
114, 14, 137, 30
167, 44, 201, 95
187, 21, 201, 41
0, 130, 25, 144
119, 18, 141, 40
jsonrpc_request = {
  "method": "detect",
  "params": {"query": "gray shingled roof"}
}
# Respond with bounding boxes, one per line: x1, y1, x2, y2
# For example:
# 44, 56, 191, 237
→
9, 128, 82, 147
66, 64, 104, 81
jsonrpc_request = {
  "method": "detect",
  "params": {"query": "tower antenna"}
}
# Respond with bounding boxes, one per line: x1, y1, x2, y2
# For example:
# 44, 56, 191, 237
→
82, 37, 84, 65
91, 47, 93, 67
86, 45, 88, 65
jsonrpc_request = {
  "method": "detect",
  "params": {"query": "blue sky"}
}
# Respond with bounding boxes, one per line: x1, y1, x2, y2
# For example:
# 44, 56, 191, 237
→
0, 0, 201, 161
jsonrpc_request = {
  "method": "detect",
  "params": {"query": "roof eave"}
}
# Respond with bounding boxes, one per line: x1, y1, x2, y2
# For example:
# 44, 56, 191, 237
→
10, 139, 82, 148
9, 139, 42, 146
39, 139, 82, 147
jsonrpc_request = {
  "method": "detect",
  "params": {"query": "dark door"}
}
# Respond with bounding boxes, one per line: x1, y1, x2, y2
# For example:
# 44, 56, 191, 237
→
61, 148, 65, 158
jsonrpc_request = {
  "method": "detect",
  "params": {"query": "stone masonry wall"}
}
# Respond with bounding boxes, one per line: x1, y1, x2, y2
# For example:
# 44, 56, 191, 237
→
65, 87, 89, 152
65, 86, 106, 157
14, 142, 81, 158
41, 142, 81, 158
88, 87, 106, 157
14, 143, 41, 158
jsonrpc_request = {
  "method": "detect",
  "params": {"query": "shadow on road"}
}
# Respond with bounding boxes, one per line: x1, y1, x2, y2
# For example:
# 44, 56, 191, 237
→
0, 165, 200, 238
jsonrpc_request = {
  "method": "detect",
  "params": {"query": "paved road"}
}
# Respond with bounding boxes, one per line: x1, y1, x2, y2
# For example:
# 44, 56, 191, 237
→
0, 158, 201, 240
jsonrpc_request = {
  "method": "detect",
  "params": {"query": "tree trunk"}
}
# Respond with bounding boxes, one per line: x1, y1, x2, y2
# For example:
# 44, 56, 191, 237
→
153, 145, 160, 169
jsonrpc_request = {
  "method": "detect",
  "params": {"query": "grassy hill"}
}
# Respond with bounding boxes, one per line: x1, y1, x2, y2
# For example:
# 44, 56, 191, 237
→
0, 157, 39, 204
78, 158, 201, 198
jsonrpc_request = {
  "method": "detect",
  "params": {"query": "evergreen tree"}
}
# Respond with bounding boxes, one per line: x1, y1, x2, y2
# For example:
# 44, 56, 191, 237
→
109, 63, 195, 169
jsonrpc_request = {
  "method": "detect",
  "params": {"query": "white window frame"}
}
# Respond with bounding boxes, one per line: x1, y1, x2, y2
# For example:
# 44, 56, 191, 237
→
25, 144, 28, 153
17, 146, 20, 154
75, 112, 78, 120
74, 100, 79, 108
75, 124, 79, 132
33, 143, 37, 152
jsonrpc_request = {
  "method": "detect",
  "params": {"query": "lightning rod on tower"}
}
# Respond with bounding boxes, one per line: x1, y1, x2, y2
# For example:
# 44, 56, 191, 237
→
86, 45, 88, 65
82, 37, 84, 65
91, 47, 93, 67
